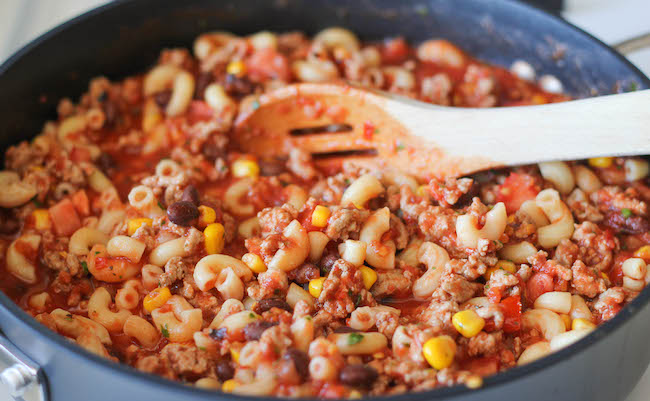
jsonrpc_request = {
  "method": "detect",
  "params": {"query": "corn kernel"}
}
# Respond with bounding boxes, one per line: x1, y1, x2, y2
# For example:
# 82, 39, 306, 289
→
230, 348, 240, 364
32, 209, 51, 231
309, 277, 327, 298
452, 310, 486, 338
232, 159, 260, 179
422, 335, 456, 370
600, 272, 609, 281
416, 185, 429, 197
128, 218, 153, 236
465, 375, 483, 389
560, 314, 572, 330
359, 266, 377, 290
226, 60, 247, 77
198, 206, 217, 227
572, 318, 596, 331
349, 390, 363, 399
311, 205, 331, 228
222, 379, 238, 392
633, 245, 650, 262
204, 223, 225, 255
588, 157, 613, 168
531, 94, 547, 105
484, 260, 516, 280
143, 287, 172, 312
242, 253, 267, 274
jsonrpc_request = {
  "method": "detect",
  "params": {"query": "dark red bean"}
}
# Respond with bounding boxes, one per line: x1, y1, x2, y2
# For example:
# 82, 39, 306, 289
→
287, 263, 320, 284
243, 320, 278, 341
153, 89, 173, 109
166, 201, 199, 226
282, 349, 310, 381
0, 208, 20, 236
223, 74, 255, 96
253, 298, 292, 314
194, 71, 214, 99
215, 360, 235, 381
181, 185, 200, 206
209, 327, 228, 341
603, 211, 650, 234
333, 326, 359, 334
96, 152, 116, 174
319, 254, 338, 276
339, 364, 378, 387
259, 158, 287, 176
202, 141, 226, 162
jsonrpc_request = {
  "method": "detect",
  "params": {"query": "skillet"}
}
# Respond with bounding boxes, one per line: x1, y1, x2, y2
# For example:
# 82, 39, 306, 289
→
0, 1, 648, 400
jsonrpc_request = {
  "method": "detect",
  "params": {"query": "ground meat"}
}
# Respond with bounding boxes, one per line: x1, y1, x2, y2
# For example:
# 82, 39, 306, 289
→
287, 148, 317, 180
504, 210, 537, 240
570, 260, 606, 298
447, 256, 493, 281
527, 251, 572, 292
389, 214, 409, 250
419, 297, 459, 331
159, 256, 191, 287
247, 269, 289, 300
428, 177, 474, 207
132, 224, 157, 250
594, 287, 626, 321
258, 203, 298, 236
571, 222, 618, 271
138, 343, 216, 380
466, 331, 501, 357
440, 274, 481, 303
286, 263, 320, 284
40, 234, 81, 276
420, 73, 452, 105
486, 269, 519, 296
184, 227, 204, 253
457, 64, 497, 107
591, 186, 647, 216
318, 259, 367, 319
325, 207, 370, 241
5, 141, 47, 173
566, 189, 604, 222
371, 269, 413, 298
309, 174, 349, 204
602, 211, 650, 235
553, 239, 578, 268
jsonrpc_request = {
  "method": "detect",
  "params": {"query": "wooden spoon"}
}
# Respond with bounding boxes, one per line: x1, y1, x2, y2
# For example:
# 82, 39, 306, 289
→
233, 83, 650, 179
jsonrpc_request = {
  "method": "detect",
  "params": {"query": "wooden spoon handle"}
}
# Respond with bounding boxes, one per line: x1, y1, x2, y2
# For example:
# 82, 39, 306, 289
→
391, 89, 650, 167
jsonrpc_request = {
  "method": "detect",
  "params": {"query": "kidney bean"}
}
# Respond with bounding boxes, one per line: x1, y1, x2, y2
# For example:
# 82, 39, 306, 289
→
604, 211, 650, 234
223, 74, 255, 96
215, 360, 235, 381
243, 320, 278, 341
202, 141, 226, 162
259, 158, 287, 176
287, 263, 319, 284
153, 89, 173, 109
0, 208, 20, 236
96, 152, 117, 174
339, 364, 378, 387
194, 71, 214, 100
319, 254, 339, 276
166, 201, 199, 226
101, 99, 118, 127
181, 185, 200, 206
282, 348, 310, 381
253, 298, 292, 314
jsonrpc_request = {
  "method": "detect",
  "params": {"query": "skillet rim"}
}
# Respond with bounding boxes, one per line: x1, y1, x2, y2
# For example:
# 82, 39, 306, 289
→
0, 0, 649, 400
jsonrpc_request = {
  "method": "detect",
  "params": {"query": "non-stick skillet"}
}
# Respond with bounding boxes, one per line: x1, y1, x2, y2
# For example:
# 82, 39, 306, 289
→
0, 1, 648, 400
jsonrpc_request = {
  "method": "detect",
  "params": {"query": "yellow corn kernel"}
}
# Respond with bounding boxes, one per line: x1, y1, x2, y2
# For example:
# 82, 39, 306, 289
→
32, 209, 51, 231
242, 252, 267, 274
416, 185, 429, 197
309, 277, 327, 298
422, 335, 456, 370
588, 157, 613, 168
349, 390, 363, 399
572, 318, 596, 331
452, 310, 486, 338
142, 99, 162, 132
197, 206, 216, 228
311, 205, 331, 228
204, 223, 225, 255
359, 266, 377, 290
143, 287, 172, 312
465, 375, 483, 389
128, 218, 153, 236
222, 379, 238, 393
531, 94, 547, 105
230, 348, 240, 364
633, 245, 650, 262
560, 314, 572, 331
226, 60, 247, 77
484, 260, 516, 280
232, 159, 260, 179
600, 272, 609, 281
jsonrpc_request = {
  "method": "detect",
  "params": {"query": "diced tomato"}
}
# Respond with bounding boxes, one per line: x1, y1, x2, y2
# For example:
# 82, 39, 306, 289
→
246, 48, 291, 82
501, 295, 522, 333
495, 173, 540, 214
49, 198, 81, 236
297, 202, 323, 232
362, 121, 375, 140
69, 146, 91, 163
462, 356, 499, 377
486, 285, 503, 304
526, 272, 554, 304
186, 100, 214, 124
608, 252, 631, 287
71, 190, 90, 216
381, 37, 410, 64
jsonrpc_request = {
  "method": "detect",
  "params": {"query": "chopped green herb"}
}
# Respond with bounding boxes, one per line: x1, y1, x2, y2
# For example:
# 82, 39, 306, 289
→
249, 313, 256, 319
484, 284, 490, 290
344, 178, 351, 186
157, 201, 166, 210
305, 316, 312, 321
251, 100, 260, 110
395, 142, 406, 151
65, 313, 74, 321
95, 251, 101, 255
161, 324, 170, 338
81, 261, 89, 275
198, 346, 206, 351
355, 293, 362, 307
348, 332, 364, 345
374, 128, 380, 134
621, 208, 632, 218
31, 196, 43, 208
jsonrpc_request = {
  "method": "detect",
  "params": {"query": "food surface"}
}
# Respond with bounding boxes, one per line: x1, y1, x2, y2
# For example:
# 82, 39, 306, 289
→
0, 27, 648, 397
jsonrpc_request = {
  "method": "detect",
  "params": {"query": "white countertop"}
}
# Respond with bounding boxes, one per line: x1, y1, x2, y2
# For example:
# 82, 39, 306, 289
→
0, 1, 648, 400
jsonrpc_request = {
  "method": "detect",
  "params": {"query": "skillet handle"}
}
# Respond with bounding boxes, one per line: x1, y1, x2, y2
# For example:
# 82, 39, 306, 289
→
0, 331, 47, 401
614, 32, 650, 55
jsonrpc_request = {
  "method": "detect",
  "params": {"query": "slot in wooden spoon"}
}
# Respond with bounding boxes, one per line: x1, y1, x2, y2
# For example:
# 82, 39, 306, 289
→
234, 83, 650, 179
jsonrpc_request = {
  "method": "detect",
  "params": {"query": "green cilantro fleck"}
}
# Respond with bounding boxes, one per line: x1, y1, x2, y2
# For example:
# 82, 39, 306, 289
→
31, 196, 43, 208
395, 142, 406, 151
81, 261, 89, 275
484, 284, 490, 290
621, 208, 632, 218
374, 128, 380, 134
157, 201, 166, 210
95, 251, 101, 255
198, 346, 207, 351
249, 313, 256, 319
348, 332, 364, 345
161, 324, 170, 338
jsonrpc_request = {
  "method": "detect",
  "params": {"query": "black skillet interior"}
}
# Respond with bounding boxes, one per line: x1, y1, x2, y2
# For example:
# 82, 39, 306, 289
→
0, 1, 649, 401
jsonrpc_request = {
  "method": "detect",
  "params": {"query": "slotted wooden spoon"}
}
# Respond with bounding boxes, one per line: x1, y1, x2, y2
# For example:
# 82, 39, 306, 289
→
233, 83, 650, 179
